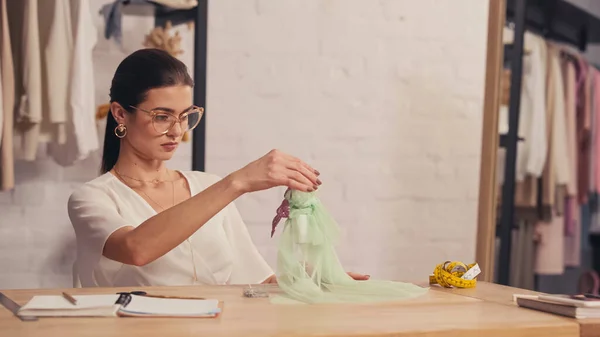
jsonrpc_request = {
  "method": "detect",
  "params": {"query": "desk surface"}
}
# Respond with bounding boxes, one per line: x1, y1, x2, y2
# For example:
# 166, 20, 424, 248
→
430, 281, 600, 337
0, 284, 580, 337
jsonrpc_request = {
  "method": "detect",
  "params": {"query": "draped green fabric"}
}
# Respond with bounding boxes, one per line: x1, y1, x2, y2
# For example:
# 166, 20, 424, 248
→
270, 189, 429, 304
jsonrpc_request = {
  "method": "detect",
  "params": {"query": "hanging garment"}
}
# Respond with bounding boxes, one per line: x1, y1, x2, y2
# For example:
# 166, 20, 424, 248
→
581, 199, 593, 252
99, 0, 147, 46
515, 32, 548, 181
42, 0, 73, 146
564, 200, 582, 267
509, 221, 536, 290
591, 69, 600, 234
591, 195, 600, 233
512, 43, 569, 221
48, 0, 99, 166
540, 43, 557, 215
533, 45, 567, 276
535, 211, 566, 275
13, 0, 42, 161
550, 47, 570, 188
583, 71, 597, 248
0, 53, 2, 148
576, 61, 592, 205
509, 224, 521, 288
70, 0, 99, 162
0, 0, 14, 191
563, 56, 582, 268
513, 176, 538, 217
592, 68, 600, 194
590, 70, 597, 194
497, 33, 549, 220
563, 56, 590, 268
563, 56, 579, 236
522, 221, 536, 290
100, 0, 196, 46
515, 44, 556, 215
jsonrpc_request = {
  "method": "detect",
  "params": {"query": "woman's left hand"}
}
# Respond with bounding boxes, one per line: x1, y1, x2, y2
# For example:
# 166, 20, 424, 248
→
262, 274, 278, 284
347, 271, 370, 281
261, 272, 370, 284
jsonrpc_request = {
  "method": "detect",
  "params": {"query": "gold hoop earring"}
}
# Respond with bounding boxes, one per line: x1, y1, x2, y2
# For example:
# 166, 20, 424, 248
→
114, 124, 127, 138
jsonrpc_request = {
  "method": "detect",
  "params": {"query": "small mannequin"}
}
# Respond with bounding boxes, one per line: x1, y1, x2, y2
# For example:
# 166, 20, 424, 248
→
270, 188, 429, 304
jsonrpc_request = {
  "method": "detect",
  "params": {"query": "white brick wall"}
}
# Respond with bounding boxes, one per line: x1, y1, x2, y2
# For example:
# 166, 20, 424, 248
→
0, 0, 488, 289
205, 0, 488, 280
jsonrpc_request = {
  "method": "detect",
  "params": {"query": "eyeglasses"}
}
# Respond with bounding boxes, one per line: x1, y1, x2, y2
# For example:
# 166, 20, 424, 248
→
130, 105, 204, 135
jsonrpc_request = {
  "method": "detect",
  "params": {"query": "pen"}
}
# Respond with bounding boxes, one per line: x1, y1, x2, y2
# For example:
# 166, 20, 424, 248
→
116, 291, 205, 300
144, 294, 206, 300
62, 292, 77, 305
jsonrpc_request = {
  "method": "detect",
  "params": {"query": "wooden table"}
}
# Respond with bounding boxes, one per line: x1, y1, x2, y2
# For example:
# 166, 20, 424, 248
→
0, 284, 580, 337
430, 281, 600, 337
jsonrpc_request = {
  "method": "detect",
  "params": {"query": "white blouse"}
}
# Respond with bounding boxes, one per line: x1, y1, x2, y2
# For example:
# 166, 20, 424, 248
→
68, 170, 274, 288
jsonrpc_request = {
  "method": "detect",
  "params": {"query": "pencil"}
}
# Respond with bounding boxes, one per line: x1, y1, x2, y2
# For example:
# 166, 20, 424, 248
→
62, 292, 77, 305
144, 294, 205, 300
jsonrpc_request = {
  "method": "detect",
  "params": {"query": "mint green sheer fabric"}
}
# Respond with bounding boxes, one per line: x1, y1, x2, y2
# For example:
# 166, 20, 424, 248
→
270, 189, 429, 304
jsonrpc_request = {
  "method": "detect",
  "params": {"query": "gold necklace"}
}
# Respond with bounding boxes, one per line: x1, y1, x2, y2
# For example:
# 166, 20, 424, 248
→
114, 168, 172, 185
114, 169, 174, 210
113, 169, 199, 282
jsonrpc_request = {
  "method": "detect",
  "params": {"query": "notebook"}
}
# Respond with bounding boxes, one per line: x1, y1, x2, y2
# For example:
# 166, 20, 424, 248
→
17, 293, 221, 318
515, 294, 600, 319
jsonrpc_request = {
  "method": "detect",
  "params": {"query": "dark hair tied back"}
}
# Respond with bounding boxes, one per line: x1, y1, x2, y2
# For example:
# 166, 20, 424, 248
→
101, 48, 194, 174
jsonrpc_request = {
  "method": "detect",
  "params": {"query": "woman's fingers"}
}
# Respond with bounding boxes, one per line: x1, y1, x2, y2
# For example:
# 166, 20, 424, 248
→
285, 178, 313, 192
268, 170, 312, 192
296, 162, 321, 186
347, 272, 370, 281
261, 274, 278, 284
281, 158, 320, 187
264, 149, 321, 191
280, 151, 320, 176
288, 170, 316, 191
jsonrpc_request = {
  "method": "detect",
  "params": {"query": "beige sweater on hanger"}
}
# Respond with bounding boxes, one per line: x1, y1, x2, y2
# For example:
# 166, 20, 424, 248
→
0, 0, 14, 191
42, 0, 73, 146
13, 0, 42, 161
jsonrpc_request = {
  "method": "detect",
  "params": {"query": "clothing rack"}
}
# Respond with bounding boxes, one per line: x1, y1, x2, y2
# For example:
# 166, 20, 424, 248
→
497, 0, 600, 286
154, 1, 208, 172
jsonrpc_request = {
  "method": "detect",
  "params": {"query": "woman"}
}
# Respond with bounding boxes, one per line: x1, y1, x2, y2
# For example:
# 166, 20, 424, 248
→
68, 49, 367, 287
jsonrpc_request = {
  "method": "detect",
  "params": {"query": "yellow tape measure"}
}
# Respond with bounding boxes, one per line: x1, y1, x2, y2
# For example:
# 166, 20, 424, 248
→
429, 261, 480, 288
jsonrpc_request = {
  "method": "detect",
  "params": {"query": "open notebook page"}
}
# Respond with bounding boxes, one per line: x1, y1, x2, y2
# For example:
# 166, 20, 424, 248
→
119, 295, 220, 316
18, 294, 121, 317
18, 294, 220, 318
20, 294, 120, 310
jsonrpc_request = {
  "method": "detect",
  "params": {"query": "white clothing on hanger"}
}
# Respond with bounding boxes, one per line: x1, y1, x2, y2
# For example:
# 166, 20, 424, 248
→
50, 0, 99, 166
0, 63, 3, 148
516, 32, 548, 180
1, 0, 15, 191
17, 0, 42, 161
44, 0, 73, 145
497, 30, 548, 184
69, 0, 99, 162
549, 45, 569, 185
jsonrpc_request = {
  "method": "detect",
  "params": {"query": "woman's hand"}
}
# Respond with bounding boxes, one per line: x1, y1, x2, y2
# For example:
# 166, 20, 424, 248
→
261, 274, 278, 284
260, 272, 370, 285
347, 272, 370, 281
229, 149, 321, 194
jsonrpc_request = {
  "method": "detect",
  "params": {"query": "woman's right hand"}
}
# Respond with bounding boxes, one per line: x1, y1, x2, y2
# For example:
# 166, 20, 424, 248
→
229, 149, 321, 194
